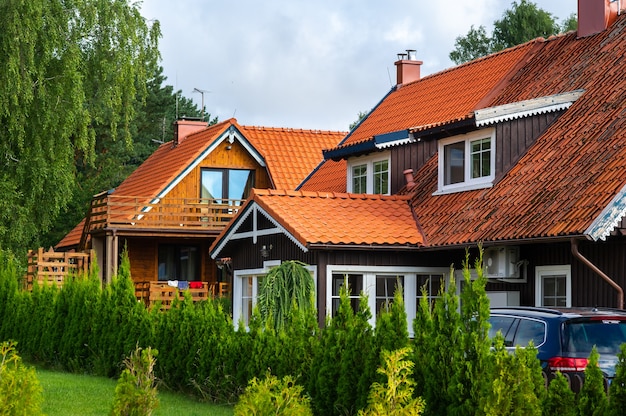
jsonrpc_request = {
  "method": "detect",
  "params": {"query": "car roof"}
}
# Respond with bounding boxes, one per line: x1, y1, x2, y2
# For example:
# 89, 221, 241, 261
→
490, 306, 626, 320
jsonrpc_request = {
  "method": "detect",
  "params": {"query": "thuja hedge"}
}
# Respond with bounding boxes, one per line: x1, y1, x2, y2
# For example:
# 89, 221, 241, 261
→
0, 248, 623, 415
0, 249, 407, 410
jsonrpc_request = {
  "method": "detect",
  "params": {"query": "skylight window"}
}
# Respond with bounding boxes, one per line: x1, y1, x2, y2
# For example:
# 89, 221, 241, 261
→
436, 129, 495, 194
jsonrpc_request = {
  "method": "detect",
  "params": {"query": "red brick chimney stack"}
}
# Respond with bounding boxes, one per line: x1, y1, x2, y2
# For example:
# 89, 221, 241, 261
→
395, 49, 422, 87
173, 118, 207, 147
577, 0, 623, 38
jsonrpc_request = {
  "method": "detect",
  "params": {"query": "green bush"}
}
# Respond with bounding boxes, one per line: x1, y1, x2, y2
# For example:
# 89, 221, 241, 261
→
358, 347, 425, 416
543, 372, 577, 416
234, 372, 312, 416
0, 341, 44, 415
578, 346, 608, 416
111, 345, 159, 416
608, 343, 626, 415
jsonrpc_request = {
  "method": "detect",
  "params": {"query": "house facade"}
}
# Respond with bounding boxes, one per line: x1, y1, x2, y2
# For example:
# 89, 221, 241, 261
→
210, 0, 626, 331
56, 118, 345, 302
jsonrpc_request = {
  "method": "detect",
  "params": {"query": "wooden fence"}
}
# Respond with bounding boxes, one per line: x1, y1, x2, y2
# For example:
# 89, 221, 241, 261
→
26, 248, 94, 290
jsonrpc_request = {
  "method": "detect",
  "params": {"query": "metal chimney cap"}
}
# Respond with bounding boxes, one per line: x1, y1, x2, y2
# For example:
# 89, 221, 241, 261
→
406, 49, 417, 60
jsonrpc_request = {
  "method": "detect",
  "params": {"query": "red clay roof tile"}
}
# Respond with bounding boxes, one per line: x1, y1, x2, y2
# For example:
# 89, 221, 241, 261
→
247, 189, 423, 248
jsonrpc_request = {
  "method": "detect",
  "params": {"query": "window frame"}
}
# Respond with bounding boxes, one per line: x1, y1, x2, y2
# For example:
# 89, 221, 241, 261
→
436, 128, 495, 194
535, 265, 572, 308
347, 152, 391, 195
200, 167, 255, 204
326, 265, 450, 337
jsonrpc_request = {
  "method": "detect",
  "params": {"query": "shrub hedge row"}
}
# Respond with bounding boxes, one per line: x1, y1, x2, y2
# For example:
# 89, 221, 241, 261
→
1, 249, 626, 415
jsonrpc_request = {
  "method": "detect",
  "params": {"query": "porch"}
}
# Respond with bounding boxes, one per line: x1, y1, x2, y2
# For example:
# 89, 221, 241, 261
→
134, 280, 230, 310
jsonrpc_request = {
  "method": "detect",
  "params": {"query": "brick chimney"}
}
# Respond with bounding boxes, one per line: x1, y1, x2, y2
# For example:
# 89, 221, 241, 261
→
395, 49, 422, 86
577, 0, 623, 38
173, 117, 207, 147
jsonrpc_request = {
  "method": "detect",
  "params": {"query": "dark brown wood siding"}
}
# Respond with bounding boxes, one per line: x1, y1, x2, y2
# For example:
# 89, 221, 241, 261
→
495, 111, 562, 178
390, 140, 437, 193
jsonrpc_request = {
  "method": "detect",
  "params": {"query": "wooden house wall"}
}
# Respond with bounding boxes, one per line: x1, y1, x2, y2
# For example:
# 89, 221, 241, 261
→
390, 140, 437, 193
494, 111, 562, 177
123, 236, 218, 284
165, 139, 272, 201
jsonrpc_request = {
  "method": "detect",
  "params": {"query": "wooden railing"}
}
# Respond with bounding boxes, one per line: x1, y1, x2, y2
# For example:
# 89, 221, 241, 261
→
84, 193, 244, 235
135, 281, 230, 310
26, 248, 94, 290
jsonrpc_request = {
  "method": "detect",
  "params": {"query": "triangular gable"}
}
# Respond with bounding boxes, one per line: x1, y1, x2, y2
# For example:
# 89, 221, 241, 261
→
153, 124, 265, 202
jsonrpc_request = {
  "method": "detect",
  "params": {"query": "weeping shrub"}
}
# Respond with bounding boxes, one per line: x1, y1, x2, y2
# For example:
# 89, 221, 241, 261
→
256, 260, 315, 332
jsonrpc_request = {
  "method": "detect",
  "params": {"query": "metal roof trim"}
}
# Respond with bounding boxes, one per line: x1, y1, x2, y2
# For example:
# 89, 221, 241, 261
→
585, 183, 626, 241
475, 89, 585, 127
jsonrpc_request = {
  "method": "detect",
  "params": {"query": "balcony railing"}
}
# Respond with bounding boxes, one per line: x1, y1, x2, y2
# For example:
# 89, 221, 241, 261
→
84, 193, 244, 235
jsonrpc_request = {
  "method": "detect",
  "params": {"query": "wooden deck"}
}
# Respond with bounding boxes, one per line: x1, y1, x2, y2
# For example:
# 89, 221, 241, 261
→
81, 193, 243, 245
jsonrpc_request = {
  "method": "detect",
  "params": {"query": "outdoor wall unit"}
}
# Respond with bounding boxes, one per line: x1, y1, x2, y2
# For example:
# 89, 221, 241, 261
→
484, 246, 521, 279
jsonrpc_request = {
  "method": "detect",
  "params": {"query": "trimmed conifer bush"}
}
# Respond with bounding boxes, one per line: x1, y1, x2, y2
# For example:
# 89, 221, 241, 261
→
578, 346, 608, 416
543, 372, 577, 416
608, 343, 626, 415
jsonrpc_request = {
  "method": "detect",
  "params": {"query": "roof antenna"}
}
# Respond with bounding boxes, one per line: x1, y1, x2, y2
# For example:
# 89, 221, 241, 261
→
387, 67, 393, 87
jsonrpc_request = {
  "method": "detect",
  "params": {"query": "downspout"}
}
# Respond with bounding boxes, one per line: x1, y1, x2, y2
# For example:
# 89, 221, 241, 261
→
571, 238, 624, 309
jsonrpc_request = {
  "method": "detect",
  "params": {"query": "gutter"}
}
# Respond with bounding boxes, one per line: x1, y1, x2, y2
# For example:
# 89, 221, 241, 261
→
571, 238, 624, 309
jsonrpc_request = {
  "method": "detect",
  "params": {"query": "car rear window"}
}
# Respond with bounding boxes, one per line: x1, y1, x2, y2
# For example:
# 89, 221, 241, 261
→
563, 319, 626, 354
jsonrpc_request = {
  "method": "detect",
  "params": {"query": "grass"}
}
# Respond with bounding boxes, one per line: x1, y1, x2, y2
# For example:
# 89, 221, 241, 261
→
36, 368, 234, 416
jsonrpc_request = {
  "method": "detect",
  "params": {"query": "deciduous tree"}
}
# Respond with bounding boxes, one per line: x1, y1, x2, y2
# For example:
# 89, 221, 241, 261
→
0, 0, 160, 254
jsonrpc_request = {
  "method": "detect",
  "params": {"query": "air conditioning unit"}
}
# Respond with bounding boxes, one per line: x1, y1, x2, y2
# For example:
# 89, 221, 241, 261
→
484, 246, 520, 279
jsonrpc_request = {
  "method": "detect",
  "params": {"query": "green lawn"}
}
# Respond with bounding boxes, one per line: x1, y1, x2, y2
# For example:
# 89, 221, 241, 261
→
37, 368, 233, 416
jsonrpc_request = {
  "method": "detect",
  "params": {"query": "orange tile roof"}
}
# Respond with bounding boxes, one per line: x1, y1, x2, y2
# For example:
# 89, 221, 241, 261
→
224, 189, 424, 249
55, 218, 85, 250
331, 40, 540, 150
299, 17, 626, 248
298, 159, 347, 193
57, 119, 344, 248
408, 19, 626, 246
240, 126, 345, 190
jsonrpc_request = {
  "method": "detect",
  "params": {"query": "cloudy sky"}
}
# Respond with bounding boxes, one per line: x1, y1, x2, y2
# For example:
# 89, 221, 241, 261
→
139, 0, 577, 132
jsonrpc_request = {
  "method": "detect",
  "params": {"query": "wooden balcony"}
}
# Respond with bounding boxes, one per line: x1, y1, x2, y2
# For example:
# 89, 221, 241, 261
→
83, 193, 243, 239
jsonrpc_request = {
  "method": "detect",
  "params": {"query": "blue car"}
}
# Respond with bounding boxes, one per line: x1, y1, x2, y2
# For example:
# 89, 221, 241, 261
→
488, 306, 626, 392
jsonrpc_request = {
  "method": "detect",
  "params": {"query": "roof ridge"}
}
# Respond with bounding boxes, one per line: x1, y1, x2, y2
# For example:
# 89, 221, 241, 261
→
242, 125, 346, 134
400, 37, 545, 89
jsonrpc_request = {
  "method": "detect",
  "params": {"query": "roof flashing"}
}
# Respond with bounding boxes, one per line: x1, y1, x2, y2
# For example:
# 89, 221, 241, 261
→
475, 89, 585, 127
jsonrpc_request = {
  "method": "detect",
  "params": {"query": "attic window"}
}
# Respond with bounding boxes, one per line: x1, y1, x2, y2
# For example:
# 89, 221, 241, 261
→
436, 128, 495, 194
348, 153, 390, 195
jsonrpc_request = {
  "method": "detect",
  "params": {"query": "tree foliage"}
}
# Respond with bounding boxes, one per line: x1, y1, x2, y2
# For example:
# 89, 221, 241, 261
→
450, 0, 572, 64
0, 0, 160, 254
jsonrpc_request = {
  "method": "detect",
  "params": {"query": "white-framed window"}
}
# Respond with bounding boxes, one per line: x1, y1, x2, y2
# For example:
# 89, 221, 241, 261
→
347, 153, 390, 195
535, 265, 571, 308
233, 261, 317, 328
326, 265, 450, 337
436, 128, 495, 194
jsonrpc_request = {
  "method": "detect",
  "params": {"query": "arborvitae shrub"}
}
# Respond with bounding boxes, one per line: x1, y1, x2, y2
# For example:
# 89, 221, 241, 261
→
543, 372, 577, 416
483, 337, 542, 416
0, 341, 44, 416
608, 343, 626, 416
578, 346, 608, 416
358, 347, 425, 416
234, 372, 313, 416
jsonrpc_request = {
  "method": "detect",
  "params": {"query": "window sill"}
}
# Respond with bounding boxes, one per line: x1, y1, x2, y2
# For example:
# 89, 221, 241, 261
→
432, 181, 493, 196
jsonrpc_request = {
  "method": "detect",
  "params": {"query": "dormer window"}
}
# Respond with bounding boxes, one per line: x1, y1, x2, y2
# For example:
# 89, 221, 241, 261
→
348, 153, 390, 194
436, 129, 495, 194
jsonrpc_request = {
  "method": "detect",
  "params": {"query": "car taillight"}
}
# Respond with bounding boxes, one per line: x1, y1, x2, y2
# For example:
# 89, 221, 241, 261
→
547, 357, 589, 372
